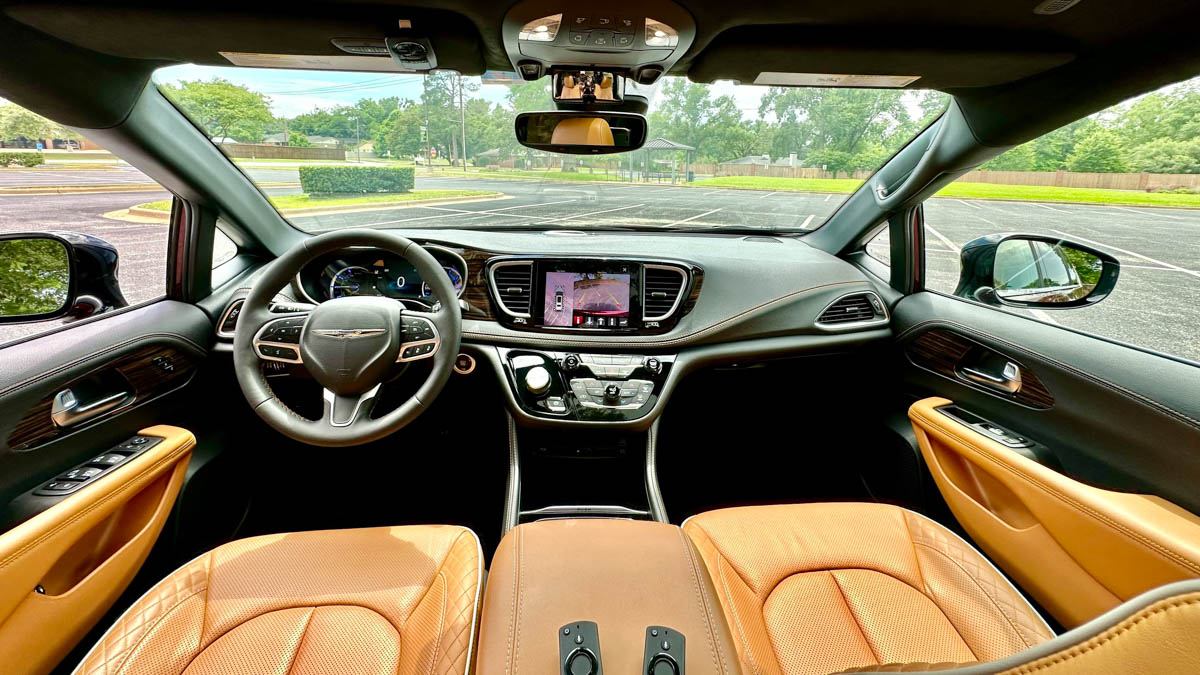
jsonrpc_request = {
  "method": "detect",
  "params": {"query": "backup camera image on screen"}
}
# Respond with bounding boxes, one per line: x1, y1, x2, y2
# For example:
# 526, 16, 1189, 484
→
543, 271, 631, 328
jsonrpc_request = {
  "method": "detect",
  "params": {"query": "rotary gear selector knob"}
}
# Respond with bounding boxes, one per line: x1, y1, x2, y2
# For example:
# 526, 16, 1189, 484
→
524, 366, 551, 396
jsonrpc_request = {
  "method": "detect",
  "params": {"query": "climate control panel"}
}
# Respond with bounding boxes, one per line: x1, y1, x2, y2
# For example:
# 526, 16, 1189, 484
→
499, 348, 675, 422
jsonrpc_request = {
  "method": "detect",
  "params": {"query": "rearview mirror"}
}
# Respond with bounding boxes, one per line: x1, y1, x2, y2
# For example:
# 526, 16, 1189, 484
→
955, 233, 1120, 308
0, 233, 75, 322
515, 111, 647, 154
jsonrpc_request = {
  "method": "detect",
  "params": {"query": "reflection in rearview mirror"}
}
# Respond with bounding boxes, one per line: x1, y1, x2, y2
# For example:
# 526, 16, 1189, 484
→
0, 237, 71, 318
553, 71, 621, 102
515, 111, 648, 155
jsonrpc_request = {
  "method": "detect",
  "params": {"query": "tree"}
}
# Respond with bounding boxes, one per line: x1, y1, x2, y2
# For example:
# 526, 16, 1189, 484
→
0, 239, 70, 316
374, 104, 424, 158
647, 79, 751, 162
286, 131, 312, 147
1126, 137, 1200, 174
981, 142, 1036, 171
757, 87, 915, 165
160, 79, 274, 142
0, 104, 79, 143
1066, 128, 1128, 173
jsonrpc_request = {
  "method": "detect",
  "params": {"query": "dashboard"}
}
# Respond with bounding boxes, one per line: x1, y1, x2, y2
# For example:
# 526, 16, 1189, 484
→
293, 245, 467, 306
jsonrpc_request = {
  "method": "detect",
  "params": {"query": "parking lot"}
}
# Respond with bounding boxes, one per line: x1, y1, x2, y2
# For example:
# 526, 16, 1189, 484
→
1, 167, 1197, 362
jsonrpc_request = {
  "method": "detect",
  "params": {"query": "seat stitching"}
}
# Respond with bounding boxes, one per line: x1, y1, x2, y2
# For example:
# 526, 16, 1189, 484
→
401, 529, 469, 628
688, 520, 758, 593
282, 608, 316, 675
510, 526, 525, 675
902, 514, 979, 658
426, 571, 448, 675
111, 586, 209, 675
829, 571, 882, 665
1004, 597, 1200, 673
716, 554, 763, 675
912, 408, 1200, 575
676, 528, 726, 675
912, 541, 1033, 650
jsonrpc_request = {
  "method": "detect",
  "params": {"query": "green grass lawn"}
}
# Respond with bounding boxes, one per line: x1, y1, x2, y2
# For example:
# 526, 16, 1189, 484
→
435, 168, 627, 183
137, 189, 496, 212
689, 176, 1200, 208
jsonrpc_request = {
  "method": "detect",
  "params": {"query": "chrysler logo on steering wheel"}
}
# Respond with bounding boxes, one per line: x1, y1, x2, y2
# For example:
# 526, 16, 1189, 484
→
311, 328, 387, 339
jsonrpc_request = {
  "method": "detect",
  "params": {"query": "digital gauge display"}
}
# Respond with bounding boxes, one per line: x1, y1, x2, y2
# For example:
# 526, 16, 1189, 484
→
322, 255, 465, 302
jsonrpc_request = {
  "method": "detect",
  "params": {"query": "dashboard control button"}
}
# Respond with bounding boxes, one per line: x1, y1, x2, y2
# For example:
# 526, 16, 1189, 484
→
525, 366, 551, 396
546, 396, 567, 413
644, 357, 662, 374
603, 384, 621, 404
563, 354, 581, 371
453, 353, 476, 375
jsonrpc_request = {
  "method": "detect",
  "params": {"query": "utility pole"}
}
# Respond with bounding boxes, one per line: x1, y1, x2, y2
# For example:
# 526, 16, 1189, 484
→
458, 73, 467, 169
350, 116, 361, 163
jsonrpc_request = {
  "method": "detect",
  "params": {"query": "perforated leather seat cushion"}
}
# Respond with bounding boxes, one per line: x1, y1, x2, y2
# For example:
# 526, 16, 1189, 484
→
682, 503, 1054, 675
76, 525, 481, 675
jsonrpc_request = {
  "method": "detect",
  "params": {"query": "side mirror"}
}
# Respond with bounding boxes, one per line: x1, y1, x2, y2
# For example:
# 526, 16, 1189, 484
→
0, 232, 127, 325
954, 233, 1120, 308
515, 111, 647, 154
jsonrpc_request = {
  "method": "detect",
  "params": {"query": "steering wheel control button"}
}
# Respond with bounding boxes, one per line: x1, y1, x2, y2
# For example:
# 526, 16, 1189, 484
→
643, 627, 684, 675
559, 621, 603, 675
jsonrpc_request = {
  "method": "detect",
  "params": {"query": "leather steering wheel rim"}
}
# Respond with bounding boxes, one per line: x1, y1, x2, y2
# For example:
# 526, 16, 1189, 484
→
232, 229, 462, 447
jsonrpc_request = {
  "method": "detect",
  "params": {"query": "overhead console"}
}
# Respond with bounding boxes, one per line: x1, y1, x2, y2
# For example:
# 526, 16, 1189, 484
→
501, 0, 696, 84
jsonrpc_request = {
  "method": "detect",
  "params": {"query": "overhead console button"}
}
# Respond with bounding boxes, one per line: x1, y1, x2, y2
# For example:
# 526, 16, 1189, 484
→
614, 33, 635, 48
569, 31, 589, 45
587, 30, 614, 47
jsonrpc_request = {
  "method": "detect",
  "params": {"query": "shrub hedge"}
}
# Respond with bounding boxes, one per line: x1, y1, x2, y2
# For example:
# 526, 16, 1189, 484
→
298, 166, 414, 194
0, 151, 44, 167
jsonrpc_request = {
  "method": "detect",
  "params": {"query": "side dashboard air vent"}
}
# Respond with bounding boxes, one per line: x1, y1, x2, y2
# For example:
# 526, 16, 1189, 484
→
490, 261, 534, 317
643, 265, 688, 321
815, 292, 888, 327
1033, 0, 1083, 15
216, 298, 245, 338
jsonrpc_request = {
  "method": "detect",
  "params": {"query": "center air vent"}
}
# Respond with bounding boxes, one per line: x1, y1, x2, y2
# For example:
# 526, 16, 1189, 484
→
490, 261, 534, 317
643, 265, 688, 321
816, 292, 888, 327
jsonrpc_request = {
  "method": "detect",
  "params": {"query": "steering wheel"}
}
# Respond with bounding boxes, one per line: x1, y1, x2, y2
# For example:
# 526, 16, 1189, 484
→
232, 229, 462, 447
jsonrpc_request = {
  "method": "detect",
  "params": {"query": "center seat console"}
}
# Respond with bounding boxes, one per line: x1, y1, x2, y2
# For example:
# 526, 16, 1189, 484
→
476, 518, 740, 675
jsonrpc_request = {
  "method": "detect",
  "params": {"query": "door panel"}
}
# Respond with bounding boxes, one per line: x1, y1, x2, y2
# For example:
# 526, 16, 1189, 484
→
910, 396, 1200, 627
0, 425, 194, 675
0, 300, 212, 674
893, 292, 1200, 628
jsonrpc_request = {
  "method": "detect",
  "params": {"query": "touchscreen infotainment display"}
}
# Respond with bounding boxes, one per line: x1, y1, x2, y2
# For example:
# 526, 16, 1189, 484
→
542, 270, 632, 328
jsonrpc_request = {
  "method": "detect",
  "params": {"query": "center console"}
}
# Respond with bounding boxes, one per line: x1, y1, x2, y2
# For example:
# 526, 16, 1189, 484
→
475, 518, 738, 675
501, 348, 675, 421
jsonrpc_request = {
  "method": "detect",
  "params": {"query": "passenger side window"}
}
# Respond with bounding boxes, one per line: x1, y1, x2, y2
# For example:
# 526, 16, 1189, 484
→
0, 102, 171, 346
923, 76, 1200, 363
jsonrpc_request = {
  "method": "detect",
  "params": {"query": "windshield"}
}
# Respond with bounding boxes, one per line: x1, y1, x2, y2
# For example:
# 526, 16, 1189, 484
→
153, 65, 947, 234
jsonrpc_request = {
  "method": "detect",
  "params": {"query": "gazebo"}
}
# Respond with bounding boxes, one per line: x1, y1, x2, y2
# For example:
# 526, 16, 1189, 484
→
639, 137, 695, 183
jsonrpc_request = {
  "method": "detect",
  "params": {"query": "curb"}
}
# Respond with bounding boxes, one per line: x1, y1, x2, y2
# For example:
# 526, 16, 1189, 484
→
0, 181, 299, 195
121, 192, 508, 223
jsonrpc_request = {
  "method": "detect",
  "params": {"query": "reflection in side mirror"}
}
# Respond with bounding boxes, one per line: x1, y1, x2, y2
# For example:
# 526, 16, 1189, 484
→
515, 111, 648, 155
0, 235, 73, 322
954, 234, 1120, 308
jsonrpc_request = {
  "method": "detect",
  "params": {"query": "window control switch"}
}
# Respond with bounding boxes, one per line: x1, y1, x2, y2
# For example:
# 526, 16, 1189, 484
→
60, 467, 103, 481
89, 453, 127, 467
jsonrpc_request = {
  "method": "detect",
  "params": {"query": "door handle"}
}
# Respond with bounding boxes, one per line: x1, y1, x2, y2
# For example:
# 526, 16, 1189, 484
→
50, 388, 132, 428
959, 361, 1023, 394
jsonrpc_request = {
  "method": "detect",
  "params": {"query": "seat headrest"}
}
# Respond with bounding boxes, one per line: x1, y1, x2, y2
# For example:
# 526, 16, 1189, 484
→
550, 117, 615, 146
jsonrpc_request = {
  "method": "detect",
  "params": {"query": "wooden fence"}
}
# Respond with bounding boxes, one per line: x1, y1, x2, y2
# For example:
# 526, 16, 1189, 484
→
219, 144, 345, 161
708, 162, 1200, 190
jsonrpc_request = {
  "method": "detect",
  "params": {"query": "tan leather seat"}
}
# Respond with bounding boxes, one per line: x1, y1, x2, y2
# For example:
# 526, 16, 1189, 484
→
682, 503, 1055, 675
74, 525, 481, 675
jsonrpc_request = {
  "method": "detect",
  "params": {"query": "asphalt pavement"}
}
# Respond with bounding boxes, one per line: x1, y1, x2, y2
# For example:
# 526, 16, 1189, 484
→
1, 167, 1196, 362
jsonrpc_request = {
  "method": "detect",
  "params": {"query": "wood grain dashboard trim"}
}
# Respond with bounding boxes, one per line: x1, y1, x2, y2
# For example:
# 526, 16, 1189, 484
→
905, 328, 1055, 409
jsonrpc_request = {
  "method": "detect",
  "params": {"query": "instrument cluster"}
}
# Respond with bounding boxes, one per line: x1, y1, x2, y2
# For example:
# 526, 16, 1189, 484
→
295, 245, 467, 306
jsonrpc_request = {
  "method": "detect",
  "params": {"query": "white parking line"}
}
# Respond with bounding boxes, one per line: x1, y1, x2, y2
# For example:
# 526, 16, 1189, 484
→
954, 199, 981, 210
1031, 309, 1061, 326
536, 203, 645, 224
924, 223, 961, 252
759, 192, 779, 199
824, 194, 832, 202
1026, 202, 1072, 214
1050, 230, 1200, 279
662, 208, 723, 227
702, 189, 727, 195
363, 198, 579, 226
1110, 206, 1183, 220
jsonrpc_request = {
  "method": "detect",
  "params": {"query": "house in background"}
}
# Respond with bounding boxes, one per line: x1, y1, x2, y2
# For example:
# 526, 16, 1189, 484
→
719, 154, 771, 167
